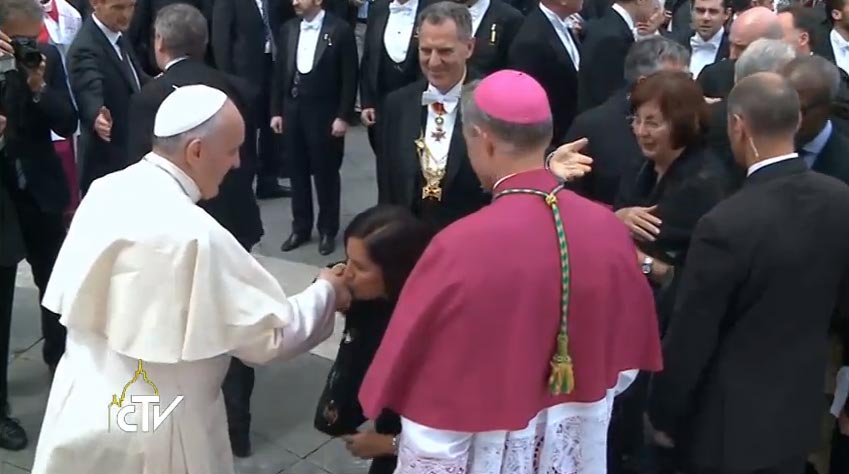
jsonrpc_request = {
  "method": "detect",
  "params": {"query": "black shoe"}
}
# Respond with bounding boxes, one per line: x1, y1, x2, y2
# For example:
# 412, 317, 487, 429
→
0, 417, 28, 451
281, 233, 311, 252
256, 183, 291, 200
230, 432, 252, 458
318, 234, 335, 256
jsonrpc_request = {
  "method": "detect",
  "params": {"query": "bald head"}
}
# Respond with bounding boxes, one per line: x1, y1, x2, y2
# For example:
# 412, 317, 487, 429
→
728, 72, 800, 138
729, 7, 783, 59
783, 55, 841, 105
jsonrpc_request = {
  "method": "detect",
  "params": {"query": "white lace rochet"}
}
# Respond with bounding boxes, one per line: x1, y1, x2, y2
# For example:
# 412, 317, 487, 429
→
394, 369, 638, 474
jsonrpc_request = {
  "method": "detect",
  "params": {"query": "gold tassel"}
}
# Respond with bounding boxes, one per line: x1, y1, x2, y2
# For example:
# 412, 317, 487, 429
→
547, 334, 575, 395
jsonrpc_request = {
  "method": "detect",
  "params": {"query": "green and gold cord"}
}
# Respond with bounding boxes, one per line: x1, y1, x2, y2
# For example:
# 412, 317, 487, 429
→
494, 185, 573, 396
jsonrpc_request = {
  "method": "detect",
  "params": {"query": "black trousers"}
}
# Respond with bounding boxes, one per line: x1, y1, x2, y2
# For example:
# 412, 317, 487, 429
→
10, 190, 66, 366
830, 423, 848, 474
257, 53, 284, 183
285, 100, 343, 237
0, 265, 15, 413
222, 239, 256, 440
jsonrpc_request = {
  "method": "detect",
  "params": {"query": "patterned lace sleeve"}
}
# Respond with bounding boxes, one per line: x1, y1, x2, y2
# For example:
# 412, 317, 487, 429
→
396, 417, 473, 474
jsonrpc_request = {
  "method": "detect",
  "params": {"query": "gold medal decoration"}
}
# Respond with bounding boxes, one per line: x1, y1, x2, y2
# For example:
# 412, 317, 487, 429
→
416, 134, 446, 201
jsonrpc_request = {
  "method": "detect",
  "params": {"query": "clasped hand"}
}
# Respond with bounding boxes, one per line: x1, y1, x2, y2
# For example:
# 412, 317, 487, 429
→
318, 263, 352, 312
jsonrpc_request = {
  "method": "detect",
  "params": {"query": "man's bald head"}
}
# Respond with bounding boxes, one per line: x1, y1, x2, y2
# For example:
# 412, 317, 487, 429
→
729, 6, 784, 59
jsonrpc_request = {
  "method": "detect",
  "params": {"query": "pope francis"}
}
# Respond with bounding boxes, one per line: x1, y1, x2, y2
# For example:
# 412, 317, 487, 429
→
31, 85, 350, 474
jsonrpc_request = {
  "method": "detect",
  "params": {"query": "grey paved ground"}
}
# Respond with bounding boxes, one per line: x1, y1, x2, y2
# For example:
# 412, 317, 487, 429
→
0, 125, 379, 474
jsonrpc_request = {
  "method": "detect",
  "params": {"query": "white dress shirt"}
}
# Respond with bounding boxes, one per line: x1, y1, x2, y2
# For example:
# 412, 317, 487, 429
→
539, 3, 580, 70
611, 2, 637, 40
468, 0, 491, 36
422, 79, 463, 173
297, 10, 326, 74
746, 153, 799, 177
831, 29, 849, 75
690, 27, 724, 79
384, 0, 418, 63
92, 14, 140, 89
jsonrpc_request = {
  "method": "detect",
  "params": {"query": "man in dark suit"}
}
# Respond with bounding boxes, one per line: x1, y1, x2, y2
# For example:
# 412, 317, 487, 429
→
577, 0, 655, 111
508, 0, 582, 144
458, 0, 522, 75
359, 0, 427, 197
673, 0, 730, 78
816, 0, 849, 73
563, 36, 690, 206
125, 4, 265, 457
379, 1, 489, 230
212, 0, 294, 199
125, 0, 212, 75
68, 0, 148, 194
697, 5, 781, 98
649, 72, 849, 474
784, 55, 849, 186
271, 0, 358, 255
1, 0, 77, 383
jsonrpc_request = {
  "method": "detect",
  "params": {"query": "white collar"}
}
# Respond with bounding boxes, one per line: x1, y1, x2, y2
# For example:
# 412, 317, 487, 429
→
539, 3, 572, 31
92, 13, 121, 44
301, 9, 325, 30
746, 152, 798, 177
164, 56, 189, 71
831, 29, 849, 51
468, 0, 491, 20
611, 3, 636, 37
692, 26, 724, 46
144, 152, 203, 202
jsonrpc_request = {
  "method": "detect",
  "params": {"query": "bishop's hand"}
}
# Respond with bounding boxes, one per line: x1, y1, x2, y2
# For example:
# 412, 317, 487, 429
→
547, 138, 593, 182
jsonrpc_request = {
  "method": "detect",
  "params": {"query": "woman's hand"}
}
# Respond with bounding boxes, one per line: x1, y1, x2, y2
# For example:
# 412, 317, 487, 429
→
616, 206, 662, 242
341, 430, 396, 459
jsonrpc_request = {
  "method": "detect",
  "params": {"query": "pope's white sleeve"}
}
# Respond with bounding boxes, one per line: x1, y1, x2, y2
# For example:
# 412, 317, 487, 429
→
229, 280, 337, 365
395, 417, 473, 474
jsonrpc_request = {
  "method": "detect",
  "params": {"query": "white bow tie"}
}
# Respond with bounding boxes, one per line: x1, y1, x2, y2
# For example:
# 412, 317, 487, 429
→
389, 2, 413, 13
422, 89, 460, 112
301, 21, 320, 31
690, 35, 717, 49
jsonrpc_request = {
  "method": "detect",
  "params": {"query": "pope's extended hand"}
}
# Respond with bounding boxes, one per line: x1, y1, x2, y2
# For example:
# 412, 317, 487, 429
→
548, 138, 593, 181
319, 266, 351, 311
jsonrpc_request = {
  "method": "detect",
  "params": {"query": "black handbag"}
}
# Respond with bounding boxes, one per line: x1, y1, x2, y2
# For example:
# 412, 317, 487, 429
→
314, 296, 394, 436
314, 324, 367, 436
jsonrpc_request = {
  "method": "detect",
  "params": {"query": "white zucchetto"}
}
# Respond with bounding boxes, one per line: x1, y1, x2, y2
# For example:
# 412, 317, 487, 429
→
154, 84, 228, 138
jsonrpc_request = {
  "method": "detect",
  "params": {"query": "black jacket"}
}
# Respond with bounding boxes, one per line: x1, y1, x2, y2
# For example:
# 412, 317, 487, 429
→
68, 16, 149, 193
126, 59, 264, 248
563, 87, 642, 205
270, 13, 359, 123
1, 43, 77, 213
697, 58, 734, 99
577, 7, 634, 111
468, 0, 523, 76
212, 0, 294, 83
509, 7, 580, 143
811, 124, 849, 186
650, 158, 849, 472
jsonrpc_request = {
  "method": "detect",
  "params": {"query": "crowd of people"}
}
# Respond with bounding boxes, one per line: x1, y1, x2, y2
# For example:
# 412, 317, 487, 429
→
0, 0, 848, 472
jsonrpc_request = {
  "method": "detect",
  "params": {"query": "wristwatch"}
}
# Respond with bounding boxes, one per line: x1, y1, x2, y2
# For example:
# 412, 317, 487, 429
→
641, 256, 654, 275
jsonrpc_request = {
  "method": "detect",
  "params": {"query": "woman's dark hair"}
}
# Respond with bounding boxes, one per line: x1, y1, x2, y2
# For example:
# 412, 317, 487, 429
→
630, 70, 709, 149
343, 205, 434, 302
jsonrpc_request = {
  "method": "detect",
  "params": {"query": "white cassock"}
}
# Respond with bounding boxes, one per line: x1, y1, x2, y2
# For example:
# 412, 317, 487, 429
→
32, 152, 337, 474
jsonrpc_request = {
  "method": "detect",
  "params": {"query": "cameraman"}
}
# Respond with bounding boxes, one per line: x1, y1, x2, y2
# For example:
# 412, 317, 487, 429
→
0, 0, 77, 418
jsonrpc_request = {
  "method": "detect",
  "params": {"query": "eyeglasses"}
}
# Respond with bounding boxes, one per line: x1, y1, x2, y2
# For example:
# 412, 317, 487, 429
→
628, 115, 667, 132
